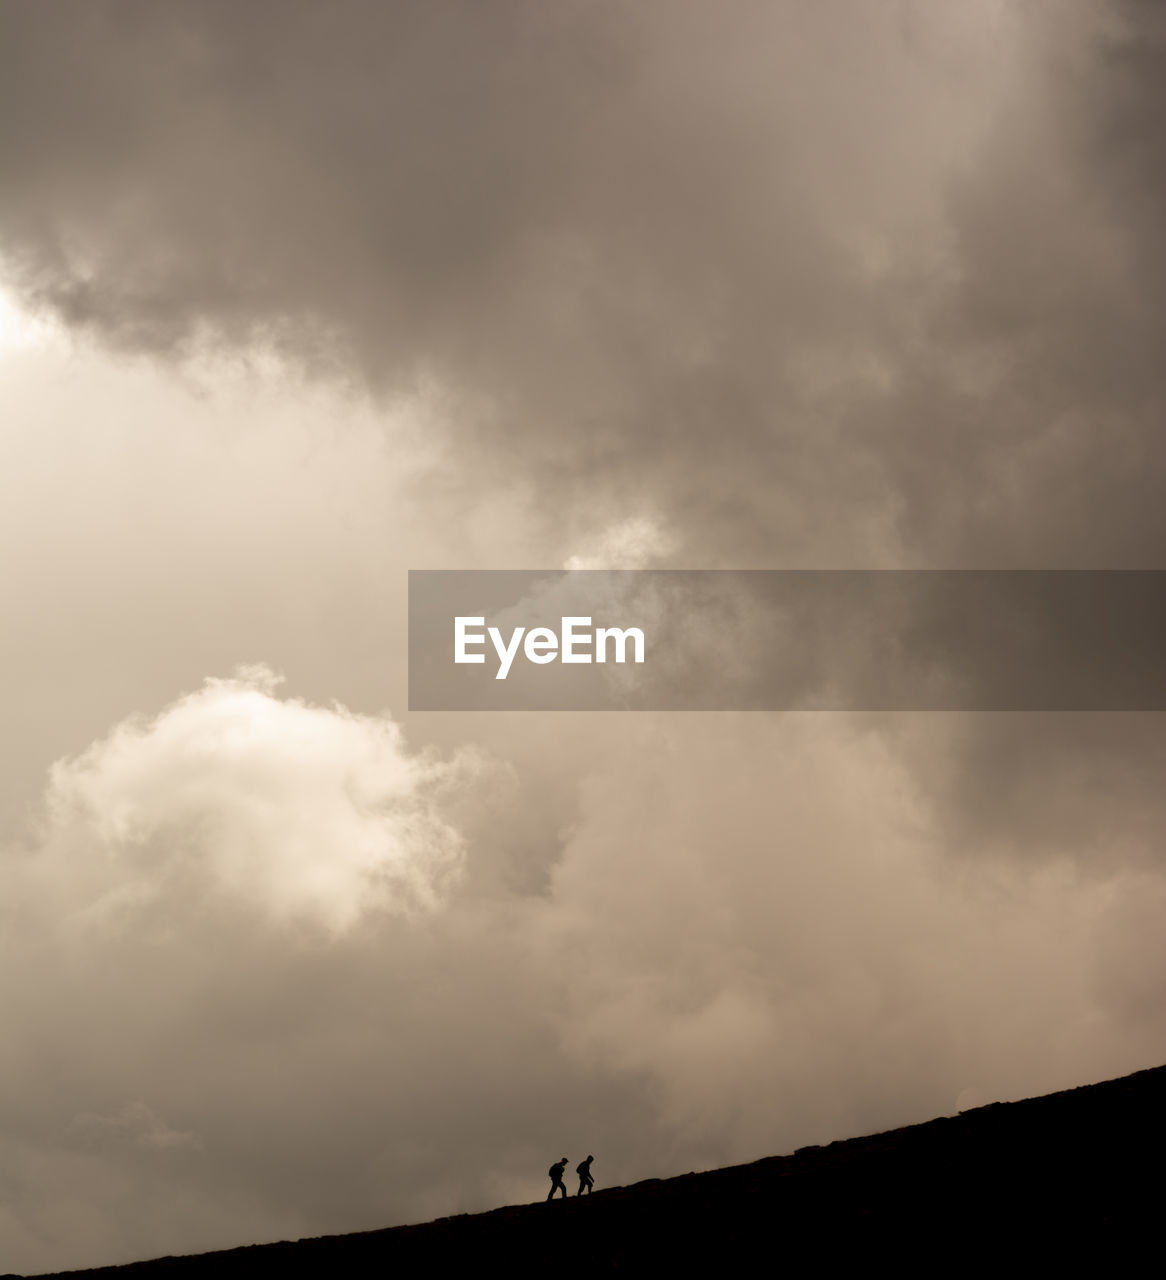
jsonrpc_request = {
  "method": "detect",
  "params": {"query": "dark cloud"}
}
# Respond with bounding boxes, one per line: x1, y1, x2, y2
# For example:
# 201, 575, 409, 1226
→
0, 0, 998, 558
1, 3, 1161, 568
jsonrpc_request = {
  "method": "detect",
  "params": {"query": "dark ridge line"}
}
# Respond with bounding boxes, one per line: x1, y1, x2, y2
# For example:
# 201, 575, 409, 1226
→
15, 1061, 1166, 1277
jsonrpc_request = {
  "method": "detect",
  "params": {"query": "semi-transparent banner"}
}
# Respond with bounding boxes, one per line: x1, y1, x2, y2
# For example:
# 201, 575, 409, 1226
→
408, 570, 1166, 711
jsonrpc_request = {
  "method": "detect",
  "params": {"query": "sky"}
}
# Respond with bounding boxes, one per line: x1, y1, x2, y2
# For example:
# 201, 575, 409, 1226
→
2, 0, 1166, 1271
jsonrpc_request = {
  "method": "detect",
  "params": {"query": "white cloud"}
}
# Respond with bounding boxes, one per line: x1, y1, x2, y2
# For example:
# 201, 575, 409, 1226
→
30, 666, 472, 934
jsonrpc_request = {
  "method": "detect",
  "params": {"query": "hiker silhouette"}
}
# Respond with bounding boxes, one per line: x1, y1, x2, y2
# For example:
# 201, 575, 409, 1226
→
547, 1157, 569, 1200
576, 1154, 595, 1195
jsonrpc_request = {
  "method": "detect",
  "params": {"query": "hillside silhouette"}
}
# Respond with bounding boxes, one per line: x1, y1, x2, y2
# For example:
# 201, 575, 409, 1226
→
14, 1063, 1166, 1277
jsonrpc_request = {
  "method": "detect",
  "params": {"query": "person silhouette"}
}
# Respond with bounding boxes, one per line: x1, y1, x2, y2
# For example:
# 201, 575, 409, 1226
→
576, 1154, 595, 1195
547, 1157, 569, 1200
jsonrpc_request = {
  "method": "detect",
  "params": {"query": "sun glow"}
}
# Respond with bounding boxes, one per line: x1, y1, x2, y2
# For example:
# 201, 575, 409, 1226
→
0, 285, 57, 353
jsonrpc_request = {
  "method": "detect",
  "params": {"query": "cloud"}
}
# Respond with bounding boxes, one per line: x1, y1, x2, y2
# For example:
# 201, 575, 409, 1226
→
0, 0, 1046, 563
27, 665, 472, 933
3, 3, 1162, 573
2, 2, 1162, 598
532, 716, 1134, 1153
